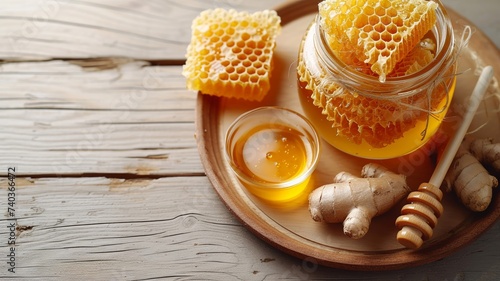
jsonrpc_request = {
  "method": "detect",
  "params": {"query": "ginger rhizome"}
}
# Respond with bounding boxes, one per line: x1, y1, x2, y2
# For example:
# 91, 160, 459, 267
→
470, 138, 500, 172
443, 138, 499, 212
308, 163, 410, 239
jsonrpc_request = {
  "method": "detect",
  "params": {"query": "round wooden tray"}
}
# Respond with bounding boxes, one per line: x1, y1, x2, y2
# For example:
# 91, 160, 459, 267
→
196, 0, 500, 270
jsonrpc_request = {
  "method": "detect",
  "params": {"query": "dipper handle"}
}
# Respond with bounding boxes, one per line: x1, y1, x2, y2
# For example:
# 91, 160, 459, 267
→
396, 66, 494, 249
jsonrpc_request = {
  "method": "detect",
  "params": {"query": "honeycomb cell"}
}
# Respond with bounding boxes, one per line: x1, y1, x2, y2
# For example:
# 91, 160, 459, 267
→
219, 73, 228, 81
364, 5, 374, 15
369, 15, 380, 26
387, 24, 397, 34
229, 74, 239, 81
387, 7, 398, 17
380, 0, 391, 9
376, 41, 386, 51
236, 66, 245, 74
241, 32, 250, 41
375, 6, 386, 17
247, 41, 256, 49
381, 31, 392, 42
381, 15, 391, 25
374, 23, 385, 33
319, 0, 438, 82
240, 20, 249, 28
210, 36, 219, 44
242, 60, 252, 68
183, 9, 281, 101
237, 53, 247, 61
232, 46, 241, 54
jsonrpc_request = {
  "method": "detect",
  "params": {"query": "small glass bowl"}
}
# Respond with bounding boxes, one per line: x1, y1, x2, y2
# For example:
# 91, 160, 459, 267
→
225, 106, 320, 202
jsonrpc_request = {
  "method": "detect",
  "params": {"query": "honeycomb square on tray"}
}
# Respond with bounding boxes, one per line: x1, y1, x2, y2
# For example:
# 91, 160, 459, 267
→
183, 9, 281, 101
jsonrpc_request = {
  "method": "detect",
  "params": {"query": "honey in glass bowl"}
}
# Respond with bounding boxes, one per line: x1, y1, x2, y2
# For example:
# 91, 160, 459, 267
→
297, 0, 458, 159
225, 107, 320, 202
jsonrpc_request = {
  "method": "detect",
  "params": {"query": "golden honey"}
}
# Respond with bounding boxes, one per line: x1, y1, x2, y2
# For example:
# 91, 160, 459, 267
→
225, 107, 320, 202
298, 78, 456, 159
232, 124, 308, 183
296, 0, 458, 159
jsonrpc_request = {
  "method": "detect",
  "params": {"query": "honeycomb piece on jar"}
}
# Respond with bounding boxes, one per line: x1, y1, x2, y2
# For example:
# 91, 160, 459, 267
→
330, 36, 436, 78
322, 92, 424, 147
182, 9, 281, 101
390, 38, 436, 77
319, 0, 438, 82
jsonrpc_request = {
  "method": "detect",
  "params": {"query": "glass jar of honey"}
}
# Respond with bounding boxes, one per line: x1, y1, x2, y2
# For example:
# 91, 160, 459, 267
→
297, 0, 458, 159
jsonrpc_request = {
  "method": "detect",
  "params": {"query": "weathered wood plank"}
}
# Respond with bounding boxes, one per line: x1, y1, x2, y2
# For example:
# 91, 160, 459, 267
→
0, 176, 288, 280
0, 61, 204, 176
0, 0, 288, 60
0, 60, 192, 110
0, 176, 498, 280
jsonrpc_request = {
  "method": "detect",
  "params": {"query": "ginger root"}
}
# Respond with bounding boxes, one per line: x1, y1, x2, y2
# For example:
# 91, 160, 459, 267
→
308, 163, 410, 239
443, 137, 499, 212
470, 138, 500, 172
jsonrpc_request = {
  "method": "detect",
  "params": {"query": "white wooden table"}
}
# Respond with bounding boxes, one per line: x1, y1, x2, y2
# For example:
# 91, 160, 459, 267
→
0, 0, 498, 279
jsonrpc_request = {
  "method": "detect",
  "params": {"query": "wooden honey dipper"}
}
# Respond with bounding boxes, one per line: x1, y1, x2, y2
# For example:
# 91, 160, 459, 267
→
396, 66, 494, 249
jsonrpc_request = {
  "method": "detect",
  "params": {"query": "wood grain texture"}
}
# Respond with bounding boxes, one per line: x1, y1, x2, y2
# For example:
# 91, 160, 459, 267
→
0, 61, 203, 176
0, 0, 288, 60
0, 0, 498, 279
0, 176, 259, 280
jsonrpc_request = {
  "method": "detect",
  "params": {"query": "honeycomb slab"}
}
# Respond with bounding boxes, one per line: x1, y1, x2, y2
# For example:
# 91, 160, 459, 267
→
319, 0, 438, 82
183, 9, 281, 101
